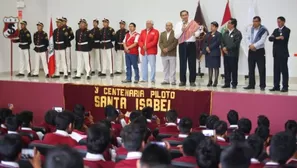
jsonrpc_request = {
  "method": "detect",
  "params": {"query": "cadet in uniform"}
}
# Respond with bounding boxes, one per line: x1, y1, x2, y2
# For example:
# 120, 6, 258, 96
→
32, 22, 49, 77
13, 21, 32, 77
61, 17, 74, 75
73, 19, 93, 80
114, 20, 128, 74
53, 18, 69, 79
100, 18, 115, 77
90, 19, 102, 76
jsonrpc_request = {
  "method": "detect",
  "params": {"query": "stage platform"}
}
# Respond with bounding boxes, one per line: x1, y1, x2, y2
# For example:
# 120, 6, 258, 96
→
0, 72, 296, 134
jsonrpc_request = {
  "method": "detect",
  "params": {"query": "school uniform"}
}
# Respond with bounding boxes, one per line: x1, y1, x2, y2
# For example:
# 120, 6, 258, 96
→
37, 122, 56, 133
163, 134, 188, 142
75, 145, 112, 161
250, 158, 265, 168
19, 127, 41, 140
114, 151, 142, 168
111, 122, 122, 138
84, 153, 115, 168
0, 124, 8, 134
70, 129, 87, 142
158, 123, 179, 134
172, 156, 196, 165
193, 125, 206, 132
42, 130, 78, 147
146, 119, 159, 131
116, 147, 128, 156
7, 131, 31, 147
216, 136, 229, 146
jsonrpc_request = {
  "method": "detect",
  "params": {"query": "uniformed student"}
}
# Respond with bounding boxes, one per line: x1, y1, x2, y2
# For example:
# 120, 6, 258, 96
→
32, 22, 49, 77
61, 17, 74, 75
53, 18, 69, 79
13, 21, 32, 77
100, 18, 115, 77
73, 19, 93, 80
114, 20, 128, 75
90, 19, 102, 76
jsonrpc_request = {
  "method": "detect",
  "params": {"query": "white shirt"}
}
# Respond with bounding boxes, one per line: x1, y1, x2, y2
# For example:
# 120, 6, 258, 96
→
70, 131, 87, 142
165, 123, 177, 126
166, 31, 172, 40
1, 124, 7, 129
21, 127, 44, 140
216, 136, 226, 141
247, 26, 268, 49
8, 131, 18, 134
1, 161, 19, 168
265, 161, 279, 166
174, 20, 201, 42
229, 125, 238, 128
84, 153, 105, 161
251, 158, 260, 164
123, 31, 139, 43
146, 119, 152, 123
126, 151, 142, 160
229, 29, 234, 35
199, 125, 206, 128
54, 130, 69, 137
178, 134, 188, 138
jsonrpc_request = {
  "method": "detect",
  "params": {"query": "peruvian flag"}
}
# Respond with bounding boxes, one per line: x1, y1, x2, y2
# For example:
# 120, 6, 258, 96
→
220, 0, 232, 34
48, 18, 55, 76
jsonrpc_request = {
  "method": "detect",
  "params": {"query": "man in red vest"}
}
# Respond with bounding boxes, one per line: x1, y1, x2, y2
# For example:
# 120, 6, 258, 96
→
122, 23, 140, 84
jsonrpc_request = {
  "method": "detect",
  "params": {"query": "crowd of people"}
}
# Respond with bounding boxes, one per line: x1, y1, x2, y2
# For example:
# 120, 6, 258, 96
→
0, 105, 296, 168
13, 9, 291, 92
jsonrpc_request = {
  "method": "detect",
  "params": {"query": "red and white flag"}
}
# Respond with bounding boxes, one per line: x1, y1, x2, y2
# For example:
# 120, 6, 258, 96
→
220, 0, 232, 34
48, 18, 55, 76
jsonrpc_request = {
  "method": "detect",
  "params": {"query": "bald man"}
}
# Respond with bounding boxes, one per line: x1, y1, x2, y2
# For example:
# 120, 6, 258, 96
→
159, 22, 178, 85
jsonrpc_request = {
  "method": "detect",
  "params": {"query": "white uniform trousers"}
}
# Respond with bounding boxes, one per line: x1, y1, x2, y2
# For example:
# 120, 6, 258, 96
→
90, 48, 101, 72
19, 48, 31, 74
76, 51, 90, 77
115, 50, 125, 73
60, 47, 71, 72
101, 48, 114, 74
54, 50, 67, 76
33, 52, 48, 75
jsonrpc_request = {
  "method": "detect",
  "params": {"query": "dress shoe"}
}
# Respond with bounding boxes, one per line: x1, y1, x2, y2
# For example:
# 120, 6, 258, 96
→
171, 82, 176, 85
59, 72, 64, 75
221, 85, 230, 88
32, 75, 39, 77
213, 81, 218, 87
91, 71, 95, 75
51, 75, 60, 79
98, 72, 102, 76
140, 80, 147, 83
68, 72, 71, 76
151, 81, 155, 84
161, 81, 170, 85
64, 75, 68, 79
99, 73, 106, 77
46, 74, 49, 78
16, 73, 25, 77
27, 73, 32, 77
232, 86, 237, 89
269, 87, 280, 92
243, 86, 255, 90
110, 74, 114, 77
87, 76, 91, 80
179, 82, 186, 86
134, 80, 139, 84
260, 87, 265, 91
190, 82, 196, 87
73, 76, 81, 79
122, 80, 132, 83
280, 88, 288, 92
207, 81, 213, 87
115, 72, 122, 75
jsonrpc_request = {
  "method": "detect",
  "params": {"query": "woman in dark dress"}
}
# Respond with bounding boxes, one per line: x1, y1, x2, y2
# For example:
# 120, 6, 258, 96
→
203, 21, 222, 87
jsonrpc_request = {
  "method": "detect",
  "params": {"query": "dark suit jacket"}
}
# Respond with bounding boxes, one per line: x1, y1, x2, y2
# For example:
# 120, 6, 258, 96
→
159, 30, 178, 56
203, 31, 222, 57
221, 28, 242, 57
269, 26, 290, 57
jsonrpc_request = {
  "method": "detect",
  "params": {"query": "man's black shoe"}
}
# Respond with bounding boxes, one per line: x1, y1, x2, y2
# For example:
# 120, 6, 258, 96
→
73, 76, 81, 79
269, 87, 280, 92
260, 87, 265, 91
232, 86, 237, 89
243, 86, 255, 90
64, 75, 68, 79
16, 73, 25, 77
280, 88, 288, 92
179, 82, 186, 86
87, 76, 91, 80
221, 85, 230, 88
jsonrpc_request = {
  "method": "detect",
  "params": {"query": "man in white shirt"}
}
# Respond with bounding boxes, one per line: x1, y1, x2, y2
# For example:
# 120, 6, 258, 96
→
174, 10, 202, 86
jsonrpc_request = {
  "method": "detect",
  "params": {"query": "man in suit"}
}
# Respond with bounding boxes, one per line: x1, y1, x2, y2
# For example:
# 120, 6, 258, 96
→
159, 22, 178, 85
244, 16, 269, 91
221, 18, 242, 89
269, 16, 291, 92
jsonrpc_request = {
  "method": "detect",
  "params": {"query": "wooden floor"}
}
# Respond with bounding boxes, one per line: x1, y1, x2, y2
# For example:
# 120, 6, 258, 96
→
1, 71, 297, 96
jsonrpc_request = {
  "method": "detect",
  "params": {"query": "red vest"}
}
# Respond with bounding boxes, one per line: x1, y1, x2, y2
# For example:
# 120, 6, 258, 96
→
125, 32, 139, 55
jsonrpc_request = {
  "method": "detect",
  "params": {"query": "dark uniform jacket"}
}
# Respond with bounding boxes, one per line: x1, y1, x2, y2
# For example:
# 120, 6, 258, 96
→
64, 25, 74, 47
53, 27, 69, 50
100, 27, 115, 49
221, 28, 242, 57
90, 27, 101, 49
115, 28, 128, 51
33, 31, 49, 53
15, 29, 32, 49
75, 28, 93, 52
203, 31, 222, 57
269, 26, 290, 57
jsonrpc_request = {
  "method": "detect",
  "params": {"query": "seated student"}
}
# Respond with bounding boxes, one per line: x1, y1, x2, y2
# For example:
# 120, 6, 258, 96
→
285, 120, 297, 136
173, 132, 205, 164
193, 113, 209, 132
229, 129, 246, 144
265, 131, 296, 167
105, 105, 122, 138
205, 115, 219, 130
214, 120, 228, 146
247, 134, 265, 165
257, 115, 270, 128
0, 108, 13, 134
83, 124, 115, 168
115, 124, 145, 168
139, 144, 171, 168
227, 110, 239, 129
44, 145, 84, 168
196, 137, 221, 168
164, 117, 193, 142
142, 106, 159, 131
0, 134, 22, 168
73, 104, 94, 129
220, 142, 253, 168
255, 125, 270, 147
5, 116, 31, 147
18, 111, 42, 140
237, 118, 252, 139
158, 110, 179, 134
42, 111, 78, 147
129, 110, 142, 123
38, 109, 58, 133
70, 114, 87, 142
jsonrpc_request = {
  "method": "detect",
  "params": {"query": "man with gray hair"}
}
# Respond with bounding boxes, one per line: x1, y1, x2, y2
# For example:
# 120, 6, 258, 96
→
159, 22, 178, 85
138, 20, 160, 83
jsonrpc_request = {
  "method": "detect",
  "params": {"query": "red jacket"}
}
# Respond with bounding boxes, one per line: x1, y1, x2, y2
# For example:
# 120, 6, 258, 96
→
138, 28, 159, 55
124, 32, 139, 55
75, 145, 112, 161
84, 160, 115, 168
115, 159, 138, 168
116, 147, 128, 156
43, 132, 78, 147
159, 125, 179, 134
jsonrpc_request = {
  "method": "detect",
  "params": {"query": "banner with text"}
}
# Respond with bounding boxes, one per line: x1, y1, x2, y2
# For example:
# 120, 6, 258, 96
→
64, 84, 212, 126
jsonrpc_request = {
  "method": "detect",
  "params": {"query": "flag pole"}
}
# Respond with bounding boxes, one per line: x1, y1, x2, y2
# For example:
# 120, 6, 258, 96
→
10, 40, 13, 77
